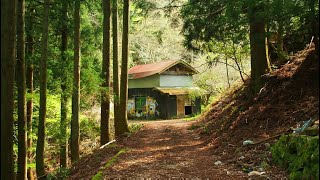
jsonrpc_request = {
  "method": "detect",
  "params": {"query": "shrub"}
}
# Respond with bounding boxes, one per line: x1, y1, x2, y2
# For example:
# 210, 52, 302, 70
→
271, 135, 319, 180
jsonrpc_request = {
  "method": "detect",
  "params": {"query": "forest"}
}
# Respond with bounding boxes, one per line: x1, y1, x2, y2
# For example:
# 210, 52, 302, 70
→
1, 0, 319, 179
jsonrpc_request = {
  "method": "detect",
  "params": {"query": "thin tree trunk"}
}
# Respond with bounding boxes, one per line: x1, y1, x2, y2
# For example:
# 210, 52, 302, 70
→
101, 0, 111, 145
60, 0, 68, 168
231, 42, 245, 82
118, 0, 130, 136
26, 65, 34, 180
234, 59, 245, 83
36, 0, 50, 178
225, 57, 230, 88
71, 0, 80, 163
26, 6, 35, 180
1, 0, 17, 179
112, 0, 120, 139
249, 14, 271, 93
17, 0, 28, 178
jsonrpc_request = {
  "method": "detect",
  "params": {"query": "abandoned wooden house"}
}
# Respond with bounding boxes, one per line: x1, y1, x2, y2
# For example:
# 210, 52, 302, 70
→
127, 60, 202, 119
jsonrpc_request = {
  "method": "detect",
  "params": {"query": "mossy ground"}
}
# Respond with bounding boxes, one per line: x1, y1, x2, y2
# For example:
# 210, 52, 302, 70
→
271, 135, 319, 180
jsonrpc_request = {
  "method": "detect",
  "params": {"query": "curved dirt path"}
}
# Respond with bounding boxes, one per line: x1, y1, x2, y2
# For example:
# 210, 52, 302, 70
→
101, 119, 247, 179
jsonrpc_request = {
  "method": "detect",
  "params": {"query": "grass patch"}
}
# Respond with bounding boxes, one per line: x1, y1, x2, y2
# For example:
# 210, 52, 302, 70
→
124, 123, 144, 137
104, 148, 128, 168
92, 148, 129, 180
187, 124, 201, 130
184, 114, 201, 121
129, 123, 144, 134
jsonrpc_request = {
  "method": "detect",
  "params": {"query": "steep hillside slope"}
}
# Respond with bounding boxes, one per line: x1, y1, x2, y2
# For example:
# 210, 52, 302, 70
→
194, 46, 319, 176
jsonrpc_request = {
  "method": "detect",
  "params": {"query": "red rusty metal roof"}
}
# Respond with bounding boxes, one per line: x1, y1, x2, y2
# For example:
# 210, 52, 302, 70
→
128, 60, 198, 79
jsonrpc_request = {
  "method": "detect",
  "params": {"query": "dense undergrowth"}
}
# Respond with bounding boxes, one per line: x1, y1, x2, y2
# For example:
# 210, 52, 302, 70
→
271, 135, 319, 179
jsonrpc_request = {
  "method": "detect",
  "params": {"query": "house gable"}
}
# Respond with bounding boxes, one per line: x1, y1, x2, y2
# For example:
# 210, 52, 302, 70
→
160, 63, 197, 76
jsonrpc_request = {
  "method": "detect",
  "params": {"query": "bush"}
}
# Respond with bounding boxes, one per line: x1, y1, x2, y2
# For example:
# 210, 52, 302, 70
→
271, 135, 319, 180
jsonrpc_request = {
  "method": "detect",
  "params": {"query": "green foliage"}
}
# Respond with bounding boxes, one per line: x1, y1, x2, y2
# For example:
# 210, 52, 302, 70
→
104, 148, 128, 168
52, 167, 70, 180
271, 135, 319, 180
128, 123, 144, 134
92, 171, 103, 180
201, 124, 210, 135
184, 114, 200, 122
80, 115, 100, 140
129, 0, 192, 65
92, 148, 128, 179
187, 124, 201, 130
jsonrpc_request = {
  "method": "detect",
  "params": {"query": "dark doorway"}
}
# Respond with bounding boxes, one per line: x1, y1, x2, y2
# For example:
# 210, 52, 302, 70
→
185, 106, 192, 115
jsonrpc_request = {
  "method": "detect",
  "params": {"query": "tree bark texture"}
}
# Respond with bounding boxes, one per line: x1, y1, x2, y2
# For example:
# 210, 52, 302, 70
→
118, 0, 130, 136
71, 0, 80, 163
101, 0, 111, 145
17, 0, 28, 178
36, 0, 50, 178
26, 6, 35, 180
1, 0, 17, 179
249, 16, 271, 93
112, 0, 120, 138
60, 0, 68, 168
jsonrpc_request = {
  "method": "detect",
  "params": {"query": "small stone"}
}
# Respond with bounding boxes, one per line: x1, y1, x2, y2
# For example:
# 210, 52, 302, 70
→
264, 143, 270, 148
214, 160, 223, 166
243, 140, 254, 146
248, 171, 265, 176
258, 167, 264, 172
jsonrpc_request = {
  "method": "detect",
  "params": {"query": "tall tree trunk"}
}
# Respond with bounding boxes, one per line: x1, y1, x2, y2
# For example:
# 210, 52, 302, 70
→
36, 0, 50, 178
26, 6, 35, 180
118, 0, 130, 136
1, 0, 17, 179
17, 0, 28, 178
249, 9, 271, 93
112, 0, 120, 137
101, 0, 111, 145
71, 0, 80, 163
60, 0, 68, 168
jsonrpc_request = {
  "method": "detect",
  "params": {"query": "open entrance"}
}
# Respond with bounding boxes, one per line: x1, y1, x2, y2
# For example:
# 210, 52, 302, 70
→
185, 106, 192, 115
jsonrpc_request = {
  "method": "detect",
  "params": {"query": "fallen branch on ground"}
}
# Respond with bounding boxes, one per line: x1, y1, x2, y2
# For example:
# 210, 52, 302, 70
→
99, 140, 116, 149
252, 128, 292, 145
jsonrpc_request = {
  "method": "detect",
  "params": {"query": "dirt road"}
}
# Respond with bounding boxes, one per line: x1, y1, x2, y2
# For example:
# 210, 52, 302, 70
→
100, 119, 247, 179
